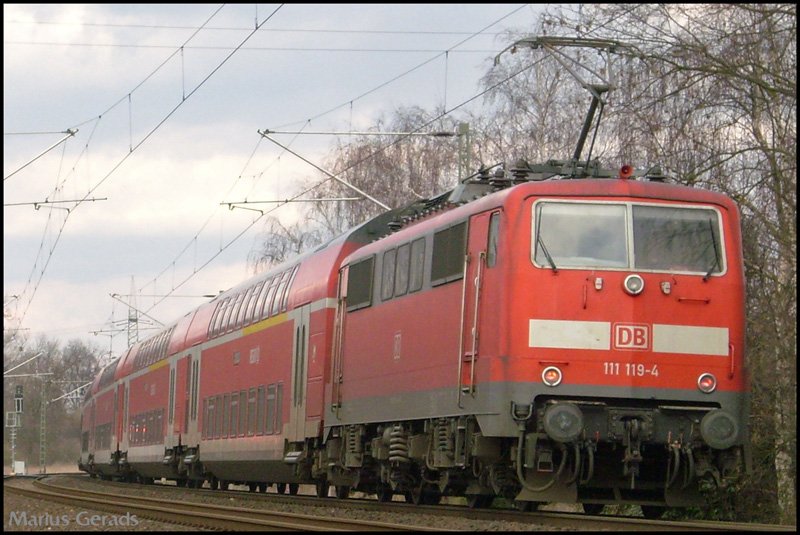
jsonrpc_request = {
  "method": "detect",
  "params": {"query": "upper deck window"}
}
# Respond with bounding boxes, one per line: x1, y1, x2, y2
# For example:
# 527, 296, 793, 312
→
532, 201, 725, 275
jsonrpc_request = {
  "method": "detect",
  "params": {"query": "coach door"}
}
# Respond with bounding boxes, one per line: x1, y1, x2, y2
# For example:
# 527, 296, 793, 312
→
288, 304, 311, 442
115, 383, 124, 451
459, 209, 501, 406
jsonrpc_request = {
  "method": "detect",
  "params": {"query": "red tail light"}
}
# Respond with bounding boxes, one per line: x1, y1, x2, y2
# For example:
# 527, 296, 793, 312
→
697, 373, 717, 393
619, 165, 634, 179
542, 366, 563, 387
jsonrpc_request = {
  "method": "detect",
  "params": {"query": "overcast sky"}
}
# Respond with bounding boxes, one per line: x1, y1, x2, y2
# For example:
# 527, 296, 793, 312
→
4, 3, 544, 362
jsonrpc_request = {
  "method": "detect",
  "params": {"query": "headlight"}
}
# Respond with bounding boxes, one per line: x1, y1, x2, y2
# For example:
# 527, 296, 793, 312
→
542, 403, 584, 443
623, 274, 645, 295
700, 409, 739, 449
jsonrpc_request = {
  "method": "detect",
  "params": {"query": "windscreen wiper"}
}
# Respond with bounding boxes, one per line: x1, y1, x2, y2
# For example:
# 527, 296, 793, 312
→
703, 219, 720, 281
537, 234, 558, 273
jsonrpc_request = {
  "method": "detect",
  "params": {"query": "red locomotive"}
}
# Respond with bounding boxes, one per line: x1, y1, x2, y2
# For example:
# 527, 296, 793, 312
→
79, 158, 750, 517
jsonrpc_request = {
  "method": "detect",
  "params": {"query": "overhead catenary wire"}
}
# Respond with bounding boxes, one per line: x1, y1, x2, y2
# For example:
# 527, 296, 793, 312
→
136, 5, 535, 320
140, 54, 544, 318
9, 5, 538, 354
273, 4, 530, 130
6, 41, 499, 54
9, 4, 285, 334
3, 129, 77, 181
5, 19, 514, 36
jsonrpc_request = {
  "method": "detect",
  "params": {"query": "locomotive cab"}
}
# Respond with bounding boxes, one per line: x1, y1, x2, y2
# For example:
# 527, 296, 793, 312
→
507, 177, 750, 514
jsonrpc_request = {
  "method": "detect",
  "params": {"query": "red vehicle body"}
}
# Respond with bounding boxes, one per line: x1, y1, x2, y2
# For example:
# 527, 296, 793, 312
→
80, 162, 749, 515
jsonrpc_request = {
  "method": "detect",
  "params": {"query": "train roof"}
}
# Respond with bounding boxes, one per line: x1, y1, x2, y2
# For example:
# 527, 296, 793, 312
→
342, 169, 739, 266
93, 204, 409, 386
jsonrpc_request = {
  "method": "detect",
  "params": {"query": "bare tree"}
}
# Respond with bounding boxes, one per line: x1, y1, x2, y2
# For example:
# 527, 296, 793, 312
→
483, 3, 796, 522
248, 106, 464, 271
246, 5, 795, 522
4, 334, 103, 471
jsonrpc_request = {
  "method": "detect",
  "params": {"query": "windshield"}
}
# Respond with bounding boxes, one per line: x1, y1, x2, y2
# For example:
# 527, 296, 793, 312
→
632, 205, 722, 274
533, 201, 724, 274
534, 203, 628, 268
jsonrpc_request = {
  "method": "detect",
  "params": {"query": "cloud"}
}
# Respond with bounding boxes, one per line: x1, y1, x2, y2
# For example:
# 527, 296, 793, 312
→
5, 253, 251, 356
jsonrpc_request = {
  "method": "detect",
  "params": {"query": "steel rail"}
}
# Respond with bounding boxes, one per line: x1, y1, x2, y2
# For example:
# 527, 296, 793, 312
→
27, 474, 797, 532
5, 477, 435, 531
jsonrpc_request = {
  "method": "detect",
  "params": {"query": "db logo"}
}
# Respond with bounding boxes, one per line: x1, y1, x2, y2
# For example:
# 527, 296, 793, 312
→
614, 323, 650, 350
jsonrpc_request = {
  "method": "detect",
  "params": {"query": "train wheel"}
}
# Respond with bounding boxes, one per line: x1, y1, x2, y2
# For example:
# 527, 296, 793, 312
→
316, 481, 330, 498
423, 491, 441, 505
335, 485, 350, 499
220, 480, 230, 491
582, 503, 604, 515
376, 486, 393, 502
176, 479, 187, 488
248, 482, 258, 493
288, 483, 299, 495
641, 506, 665, 519
209, 476, 219, 490
258, 482, 268, 493
276, 483, 286, 494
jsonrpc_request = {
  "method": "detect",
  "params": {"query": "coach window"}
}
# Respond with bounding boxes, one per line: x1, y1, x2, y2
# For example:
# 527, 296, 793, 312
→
191, 360, 200, 420
487, 212, 501, 268
256, 276, 274, 320
236, 285, 256, 329
346, 256, 375, 312
431, 221, 467, 286
394, 243, 411, 297
209, 300, 223, 337
226, 292, 245, 333
220, 295, 236, 334
221, 393, 229, 438
215, 395, 223, 439
262, 278, 279, 320
168, 369, 175, 424
281, 266, 299, 312
208, 397, 216, 439
157, 331, 168, 360
272, 269, 292, 316
245, 281, 265, 325
211, 298, 229, 337
266, 384, 276, 434
256, 386, 265, 435
247, 388, 257, 436
230, 393, 239, 438
212, 299, 228, 337
201, 399, 208, 439
239, 389, 247, 437
381, 249, 396, 301
276, 383, 283, 432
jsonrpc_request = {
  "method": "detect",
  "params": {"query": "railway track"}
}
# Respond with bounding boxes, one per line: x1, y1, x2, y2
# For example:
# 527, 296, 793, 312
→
8, 474, 796, 532
5, 475, 436, 531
